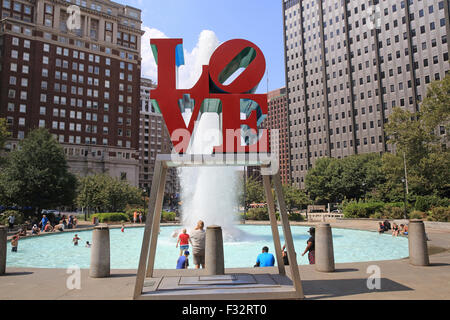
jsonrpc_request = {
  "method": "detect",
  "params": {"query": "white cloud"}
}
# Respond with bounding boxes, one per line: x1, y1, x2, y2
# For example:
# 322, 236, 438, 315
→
178, 30, 220, 89
140, 27, 220, 89
140, 26, 168, 82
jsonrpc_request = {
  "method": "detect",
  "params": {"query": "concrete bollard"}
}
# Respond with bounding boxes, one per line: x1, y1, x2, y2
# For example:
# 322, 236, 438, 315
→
205, 225, 225, 276
315, 223, 335, 272
89, 225, 110, 278
408, 220, 430, 266
0, 226, 7, 275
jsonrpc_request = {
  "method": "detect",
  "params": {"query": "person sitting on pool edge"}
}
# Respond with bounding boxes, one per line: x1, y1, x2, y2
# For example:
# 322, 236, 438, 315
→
400, 224, 409, 236
254, 246, 275, 268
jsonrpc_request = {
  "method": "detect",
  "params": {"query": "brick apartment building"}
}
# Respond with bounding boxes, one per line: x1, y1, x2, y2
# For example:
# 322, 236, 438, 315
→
0, 0, 144, 186
246, 87, 291, 185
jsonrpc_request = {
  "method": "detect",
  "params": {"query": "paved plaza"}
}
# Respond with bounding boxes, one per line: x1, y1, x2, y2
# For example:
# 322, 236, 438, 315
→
0, 220, 449, 300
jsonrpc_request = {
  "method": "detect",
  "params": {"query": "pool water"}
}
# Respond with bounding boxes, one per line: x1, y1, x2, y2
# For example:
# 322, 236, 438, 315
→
6, 225, 409, 269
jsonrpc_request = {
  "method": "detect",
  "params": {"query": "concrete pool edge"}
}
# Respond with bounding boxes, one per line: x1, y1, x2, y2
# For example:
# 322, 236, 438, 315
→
1, 249, 450, 300
1, 220, 449, 300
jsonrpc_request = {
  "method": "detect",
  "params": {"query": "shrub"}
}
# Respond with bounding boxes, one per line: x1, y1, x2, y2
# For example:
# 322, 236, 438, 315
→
288, 212, 304, 221
0, 210, 25, 226
409, 211, 427, 220
246, 208, 269, 221
382, 204, 406, 219
415, 196, 450, 212
343, 201, 385, 218
161, 211, 176, 222
370, 212, 383, 220
430, 207, 450, 222
92, 213, 129, 223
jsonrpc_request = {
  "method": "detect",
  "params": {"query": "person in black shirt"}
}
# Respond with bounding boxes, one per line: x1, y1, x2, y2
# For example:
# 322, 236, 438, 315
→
302, 227, 315, 264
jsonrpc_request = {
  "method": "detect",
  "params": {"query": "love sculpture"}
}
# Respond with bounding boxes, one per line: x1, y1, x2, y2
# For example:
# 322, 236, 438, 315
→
133, 38, 304, 301
150, 38, 269, 154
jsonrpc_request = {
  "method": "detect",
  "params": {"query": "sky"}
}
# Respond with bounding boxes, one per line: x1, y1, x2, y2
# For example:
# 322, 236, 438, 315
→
120, 0, 286, 93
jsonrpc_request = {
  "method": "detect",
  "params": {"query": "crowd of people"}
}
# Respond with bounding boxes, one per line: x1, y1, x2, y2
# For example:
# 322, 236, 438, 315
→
378, 220, 409, 236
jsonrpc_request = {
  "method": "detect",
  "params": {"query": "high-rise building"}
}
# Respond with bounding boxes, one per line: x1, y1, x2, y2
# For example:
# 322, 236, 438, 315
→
246, 87, 291, 184
0, 0, 144, 186
283, 0, 450, 188
266, 87, 291, 185
139, 77, 179, 197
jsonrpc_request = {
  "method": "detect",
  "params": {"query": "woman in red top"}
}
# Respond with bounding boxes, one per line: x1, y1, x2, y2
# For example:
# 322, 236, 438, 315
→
176, 228, 193, 256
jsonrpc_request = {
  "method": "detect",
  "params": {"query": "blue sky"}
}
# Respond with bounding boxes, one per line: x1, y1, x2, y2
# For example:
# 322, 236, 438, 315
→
120, 0, 285, 93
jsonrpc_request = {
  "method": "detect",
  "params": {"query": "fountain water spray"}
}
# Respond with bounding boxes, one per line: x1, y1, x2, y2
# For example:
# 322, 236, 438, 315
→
178, 112, 246, 241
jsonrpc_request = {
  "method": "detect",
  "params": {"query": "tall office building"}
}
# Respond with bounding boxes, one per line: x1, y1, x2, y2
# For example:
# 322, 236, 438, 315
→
283, 0, 450, 188
0, 0, 144, 186
139, 77, 179, 196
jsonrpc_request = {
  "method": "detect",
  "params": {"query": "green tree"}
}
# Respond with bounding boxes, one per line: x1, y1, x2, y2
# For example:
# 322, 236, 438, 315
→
242, 176, 265, 210
306, 154, 386, 204
279, 184, 311, 213
76, 174, 142, 213
304, 157, 334, 204
0, 128, 77, 215
420, 74, 450, 138
0, 118, 9, 150
384, 74, 450, 198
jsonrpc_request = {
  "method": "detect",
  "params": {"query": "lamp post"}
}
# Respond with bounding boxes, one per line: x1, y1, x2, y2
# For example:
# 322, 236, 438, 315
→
401, 178, 408, 220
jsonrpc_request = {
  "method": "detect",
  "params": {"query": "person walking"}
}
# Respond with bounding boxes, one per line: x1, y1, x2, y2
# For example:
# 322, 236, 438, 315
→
40, 215, 49, 232
176, 228, 192, 256
302, 227, 315, 265
8, 214, 15, 230
190, 220, 206, 269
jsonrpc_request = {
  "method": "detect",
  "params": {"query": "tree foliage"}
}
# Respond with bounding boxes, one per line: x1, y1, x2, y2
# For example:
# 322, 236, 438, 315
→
76, 174, 142, 213
0, 118, 9, 151
306, 154, 385, 204
279, 183, 311, 213
384, 74, 450, 198
0, 128, 77, 213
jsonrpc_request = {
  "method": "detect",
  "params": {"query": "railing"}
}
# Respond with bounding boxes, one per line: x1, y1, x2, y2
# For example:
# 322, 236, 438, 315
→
303, 212, 344, 221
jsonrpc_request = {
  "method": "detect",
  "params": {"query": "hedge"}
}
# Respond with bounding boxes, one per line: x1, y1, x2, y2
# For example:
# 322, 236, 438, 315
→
343, 202, 385, 218
415, 196, 450, 212
161, 211, 176, 222
430, 207, 450, 222
243, 208, 304, 222
92, 213, 130, 223
246, 208, 269, 221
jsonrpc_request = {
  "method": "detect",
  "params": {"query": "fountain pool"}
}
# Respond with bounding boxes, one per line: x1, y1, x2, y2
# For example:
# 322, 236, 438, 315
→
6, 225, 409, 269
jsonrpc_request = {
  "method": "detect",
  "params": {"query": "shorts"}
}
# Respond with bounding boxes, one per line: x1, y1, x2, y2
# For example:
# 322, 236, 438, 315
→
180, 245, 189, 251
308, 250, 315, 265
193, 252, 205, 266
12, 247, 17, 252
